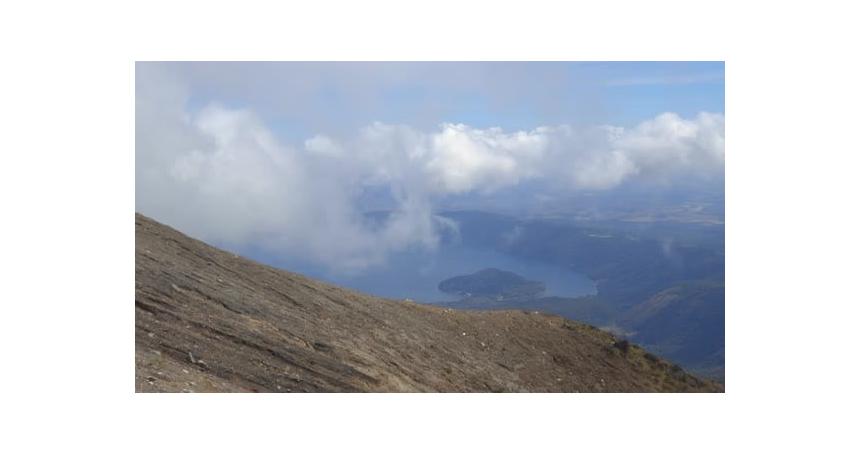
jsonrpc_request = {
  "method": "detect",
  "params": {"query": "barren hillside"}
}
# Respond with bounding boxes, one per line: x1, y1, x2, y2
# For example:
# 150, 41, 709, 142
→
135, 213, 722, 392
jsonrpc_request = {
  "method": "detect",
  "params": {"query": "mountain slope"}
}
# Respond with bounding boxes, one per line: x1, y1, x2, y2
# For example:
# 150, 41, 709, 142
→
135, 213, 722, 392
436, 210, 725, 379
621, 281, 725, 378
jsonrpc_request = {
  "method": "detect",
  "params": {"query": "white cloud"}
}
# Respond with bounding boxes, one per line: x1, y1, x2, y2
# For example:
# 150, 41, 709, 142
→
136, 68, 724, 272
425, 124, 545, 194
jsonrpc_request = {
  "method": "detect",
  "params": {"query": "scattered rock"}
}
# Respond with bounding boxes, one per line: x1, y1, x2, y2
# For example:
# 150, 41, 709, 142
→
312, 341, 333, 352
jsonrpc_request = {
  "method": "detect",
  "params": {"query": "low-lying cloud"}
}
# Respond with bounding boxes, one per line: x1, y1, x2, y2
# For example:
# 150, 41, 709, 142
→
136, 68, 724, 272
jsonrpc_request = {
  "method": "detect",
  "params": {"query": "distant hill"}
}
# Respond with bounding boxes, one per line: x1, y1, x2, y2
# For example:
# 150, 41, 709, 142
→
620, 281, 725, 378
438, 268, 546, 300
438, 210, 725, 381
135, 213, 721, 392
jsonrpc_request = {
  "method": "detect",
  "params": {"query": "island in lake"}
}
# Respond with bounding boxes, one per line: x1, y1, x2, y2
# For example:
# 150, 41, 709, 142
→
438, 268, 546, 301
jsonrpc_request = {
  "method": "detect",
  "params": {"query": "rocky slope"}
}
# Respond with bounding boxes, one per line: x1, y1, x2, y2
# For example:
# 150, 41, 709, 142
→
135, 213, 722, 392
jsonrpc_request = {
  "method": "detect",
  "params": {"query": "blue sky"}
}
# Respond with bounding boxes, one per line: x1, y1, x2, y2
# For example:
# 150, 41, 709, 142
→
401, 61, 726, 130
172, 61, 724, 140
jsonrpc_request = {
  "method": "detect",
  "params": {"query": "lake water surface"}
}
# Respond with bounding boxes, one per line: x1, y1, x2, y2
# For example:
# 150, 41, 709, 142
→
253, 244, 596, 303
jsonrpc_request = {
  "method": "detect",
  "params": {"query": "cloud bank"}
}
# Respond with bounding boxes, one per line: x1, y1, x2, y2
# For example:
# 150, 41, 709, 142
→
136, 68, 724, 272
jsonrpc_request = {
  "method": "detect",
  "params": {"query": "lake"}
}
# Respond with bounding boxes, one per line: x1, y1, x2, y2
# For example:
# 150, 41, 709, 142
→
251, 243, 596, 303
